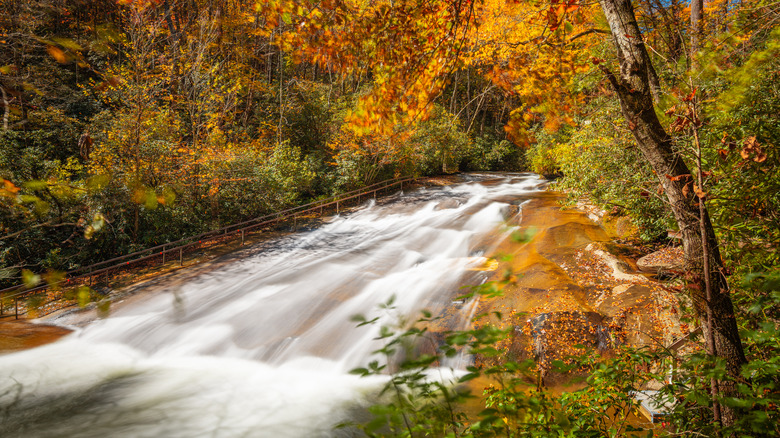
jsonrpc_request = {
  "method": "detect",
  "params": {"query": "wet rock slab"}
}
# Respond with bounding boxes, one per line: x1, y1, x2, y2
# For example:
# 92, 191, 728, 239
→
469, 191, 683, 387
0, 320, 72, 353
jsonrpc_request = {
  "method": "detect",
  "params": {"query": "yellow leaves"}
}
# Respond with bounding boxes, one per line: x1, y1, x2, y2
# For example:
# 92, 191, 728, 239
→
22, 269, 42, 289
132, 187, 162, 209
468, 258, 500, 272
85, 174, 111, 193
0, 64, 17, 74
84, 213, 106, 240
51, 37, 83, 52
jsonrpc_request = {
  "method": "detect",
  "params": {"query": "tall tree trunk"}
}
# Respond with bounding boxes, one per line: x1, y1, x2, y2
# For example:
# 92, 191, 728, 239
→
598, 0, 746, 425
690, 0, 704, 55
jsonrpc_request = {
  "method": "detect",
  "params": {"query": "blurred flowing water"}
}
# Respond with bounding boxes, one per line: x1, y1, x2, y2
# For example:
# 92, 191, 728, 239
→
0, 173, 546, 437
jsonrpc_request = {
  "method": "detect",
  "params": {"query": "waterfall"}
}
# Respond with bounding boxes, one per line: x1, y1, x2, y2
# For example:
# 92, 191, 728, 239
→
0, 174, 546, 438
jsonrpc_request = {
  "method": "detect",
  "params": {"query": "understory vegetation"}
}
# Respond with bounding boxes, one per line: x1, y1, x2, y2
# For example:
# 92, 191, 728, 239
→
349, 268, 779, 437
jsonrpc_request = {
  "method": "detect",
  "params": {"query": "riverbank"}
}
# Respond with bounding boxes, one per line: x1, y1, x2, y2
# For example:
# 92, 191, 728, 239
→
465, 191, 686, 383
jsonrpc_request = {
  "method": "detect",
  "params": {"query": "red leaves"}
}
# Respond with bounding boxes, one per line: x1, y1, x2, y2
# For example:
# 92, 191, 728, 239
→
664, 174, 691, 182
682, 88, 697, 102
670, 116, 688, 132
547, 7, 560, 30
546, 0, 578, 31
667, 106, 700, 132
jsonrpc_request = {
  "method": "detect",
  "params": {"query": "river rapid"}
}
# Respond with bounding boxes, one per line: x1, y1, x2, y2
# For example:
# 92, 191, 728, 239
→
0, 173, 548, 437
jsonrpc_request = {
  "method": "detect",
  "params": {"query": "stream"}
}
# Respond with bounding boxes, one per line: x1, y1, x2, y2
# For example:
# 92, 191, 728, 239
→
0, 173, 548, 437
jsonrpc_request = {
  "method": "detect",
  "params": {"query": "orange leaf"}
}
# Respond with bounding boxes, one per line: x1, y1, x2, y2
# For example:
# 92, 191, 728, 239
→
47, 46, 68, 63
693, 184, 707, 199
682, 88, 697, 102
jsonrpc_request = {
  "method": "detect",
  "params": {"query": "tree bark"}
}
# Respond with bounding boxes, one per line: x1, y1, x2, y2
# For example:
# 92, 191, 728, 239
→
690, 0, 704, 55
0, 84, 9, 131
598, 0, 746, 425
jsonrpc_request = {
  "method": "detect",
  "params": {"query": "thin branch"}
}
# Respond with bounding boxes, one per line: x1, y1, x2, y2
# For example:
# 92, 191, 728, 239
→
0, 221, 79, 241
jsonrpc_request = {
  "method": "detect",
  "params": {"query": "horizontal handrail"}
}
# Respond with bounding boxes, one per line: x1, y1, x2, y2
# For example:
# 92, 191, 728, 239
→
0, 176, 421, 308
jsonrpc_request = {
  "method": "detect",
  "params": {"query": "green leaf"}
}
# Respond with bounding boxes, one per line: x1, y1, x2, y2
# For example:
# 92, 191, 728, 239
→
458, 372, 480, 382
51, 37, 83, 51
86, 174, 110, 192
22, 269, 41, 288
77, 286, 92, 307
349, 367, 369, 376
24, 180, 49, 190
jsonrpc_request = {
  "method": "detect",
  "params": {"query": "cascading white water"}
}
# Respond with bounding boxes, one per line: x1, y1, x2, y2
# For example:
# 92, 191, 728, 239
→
0, 174, 545, 438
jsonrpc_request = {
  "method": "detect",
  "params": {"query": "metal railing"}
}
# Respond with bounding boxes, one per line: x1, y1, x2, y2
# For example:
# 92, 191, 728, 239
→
0, 176, 421, 319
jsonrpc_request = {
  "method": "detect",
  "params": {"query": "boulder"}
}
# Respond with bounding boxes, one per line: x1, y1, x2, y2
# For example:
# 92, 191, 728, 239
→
636, 246, 684, 273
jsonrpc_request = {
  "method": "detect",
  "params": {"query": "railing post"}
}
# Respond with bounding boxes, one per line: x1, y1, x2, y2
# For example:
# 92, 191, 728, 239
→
179, 248, 183, 266
1, 293, 3, 316
336, 200, 339, 215
15, 298, 18, 319
241, 229, 245, 245
162, 245, 166, 265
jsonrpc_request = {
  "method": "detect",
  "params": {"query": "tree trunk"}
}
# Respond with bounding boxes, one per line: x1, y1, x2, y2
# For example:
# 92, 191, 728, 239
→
598, 0, 746, 425
0, 84, 9, 131
690, 0, 704, 55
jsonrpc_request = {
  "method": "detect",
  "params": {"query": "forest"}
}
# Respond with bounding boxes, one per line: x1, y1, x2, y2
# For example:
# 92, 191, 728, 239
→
0, 0, 778, 436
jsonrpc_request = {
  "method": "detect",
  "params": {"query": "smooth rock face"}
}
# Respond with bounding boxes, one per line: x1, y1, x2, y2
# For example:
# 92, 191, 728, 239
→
636, 246, 684, 273
0, 320, 72, 353
434, 198, 460, 210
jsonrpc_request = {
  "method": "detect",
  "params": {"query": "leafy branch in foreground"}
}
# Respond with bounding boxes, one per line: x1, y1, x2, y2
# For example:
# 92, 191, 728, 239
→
345, 270, 780, 437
